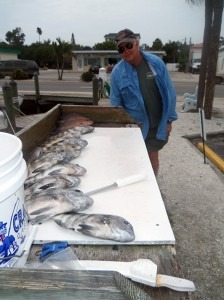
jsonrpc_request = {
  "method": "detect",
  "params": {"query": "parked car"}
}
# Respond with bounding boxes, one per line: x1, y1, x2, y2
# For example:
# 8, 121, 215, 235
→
191, 62, 201, 74
106, 65, 114, 73
0, 59, 39, 79
88, 65, 101, 74
215, 73, 224, 84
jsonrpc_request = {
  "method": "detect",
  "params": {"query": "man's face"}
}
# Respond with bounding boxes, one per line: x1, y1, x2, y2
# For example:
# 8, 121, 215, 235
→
118, 40, 139, 64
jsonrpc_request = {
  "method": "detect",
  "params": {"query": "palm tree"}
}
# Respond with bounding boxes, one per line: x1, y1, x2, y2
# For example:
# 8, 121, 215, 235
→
37, 27, 42, 43
186, 0, 224, 119
52, 38, 72, 80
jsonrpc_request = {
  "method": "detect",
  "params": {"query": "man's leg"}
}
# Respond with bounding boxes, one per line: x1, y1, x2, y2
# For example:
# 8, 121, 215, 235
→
148, 151, 159, 177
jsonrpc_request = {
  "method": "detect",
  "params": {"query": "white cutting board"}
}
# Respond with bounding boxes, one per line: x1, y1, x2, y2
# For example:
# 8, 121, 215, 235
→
34, 127, 175, 245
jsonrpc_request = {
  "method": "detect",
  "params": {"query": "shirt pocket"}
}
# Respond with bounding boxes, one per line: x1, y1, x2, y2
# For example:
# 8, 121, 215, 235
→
120, 83, 138, 107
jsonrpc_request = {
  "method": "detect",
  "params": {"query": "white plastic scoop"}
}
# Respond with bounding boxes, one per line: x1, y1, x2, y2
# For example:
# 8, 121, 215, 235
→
76, 259, 195, 292
85, 173, 146, 196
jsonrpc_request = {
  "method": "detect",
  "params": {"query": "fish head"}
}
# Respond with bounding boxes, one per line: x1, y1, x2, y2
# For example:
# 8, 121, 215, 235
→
82, 214, 135, 243
67, 190, 94, 211
106, 215, 135, 242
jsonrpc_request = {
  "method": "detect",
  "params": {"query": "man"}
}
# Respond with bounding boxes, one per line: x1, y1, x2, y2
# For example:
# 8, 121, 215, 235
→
110, 29, 177, 176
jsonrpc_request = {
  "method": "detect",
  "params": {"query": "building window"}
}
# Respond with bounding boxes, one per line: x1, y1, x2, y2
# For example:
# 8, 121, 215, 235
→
84, 57, 101, 66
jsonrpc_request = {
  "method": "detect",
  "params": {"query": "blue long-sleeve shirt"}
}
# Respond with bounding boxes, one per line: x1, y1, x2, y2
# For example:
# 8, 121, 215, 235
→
110, 51, 178, 140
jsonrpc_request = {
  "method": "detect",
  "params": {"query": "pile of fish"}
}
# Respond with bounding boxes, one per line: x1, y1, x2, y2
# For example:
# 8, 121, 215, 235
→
25, 125, 94, 225
24, 116, 135, 243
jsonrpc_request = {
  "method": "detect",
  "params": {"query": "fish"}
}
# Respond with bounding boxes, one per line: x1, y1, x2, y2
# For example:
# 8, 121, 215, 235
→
41, 136, 68, 148
44, 150, 81, 162
49, 145, 82, 153
25, 163, 87, 188
53, 213, 135, 242
57, 113, 94, 131
25, 189, 94, 225
42, 137, 88, 150
57, 121, 93, 131
57, 138, 88, 149
25, 174, 81, 195
27, 152, 68, 176
50, 130, 82, 139
26, 147, 43, 163
72, 125, 95, 135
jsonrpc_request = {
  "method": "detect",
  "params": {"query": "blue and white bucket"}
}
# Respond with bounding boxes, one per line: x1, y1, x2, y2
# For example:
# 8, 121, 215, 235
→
0, 132, 28, 267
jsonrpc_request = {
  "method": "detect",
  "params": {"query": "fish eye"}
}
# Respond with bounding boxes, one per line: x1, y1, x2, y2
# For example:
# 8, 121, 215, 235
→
124, 221, 129, 225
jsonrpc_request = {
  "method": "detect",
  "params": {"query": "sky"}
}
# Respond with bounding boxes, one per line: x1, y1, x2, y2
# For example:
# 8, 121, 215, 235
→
1, 0, 224, 47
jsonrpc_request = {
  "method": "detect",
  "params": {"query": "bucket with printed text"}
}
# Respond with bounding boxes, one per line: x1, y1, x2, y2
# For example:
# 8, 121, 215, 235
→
0, 132, 28, 267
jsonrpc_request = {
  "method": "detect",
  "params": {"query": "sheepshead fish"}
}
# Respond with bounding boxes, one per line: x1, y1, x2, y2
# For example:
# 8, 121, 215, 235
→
25, 174, 81, 195
26, 147, 43, 163
42, 136, 66, 148
42, 137, 88, 151
72, 125, 95, 135
49, 145, 82, 153
27, 152, 68, 176
44, 150, 81, 163
25, 189, 94, 225
53, 213, 135, 242
58, 138, 88, 149
25, 163, 87, 188
52, 130, 81, 139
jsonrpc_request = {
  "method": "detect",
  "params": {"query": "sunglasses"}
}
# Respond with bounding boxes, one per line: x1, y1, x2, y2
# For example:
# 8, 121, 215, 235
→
118, 42, 134, 54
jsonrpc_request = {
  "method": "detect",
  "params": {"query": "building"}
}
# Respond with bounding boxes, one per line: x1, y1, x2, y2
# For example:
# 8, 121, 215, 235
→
0, 48, 21, 61
71, 50, 166, 72
188, 43, 203, 73
216, 46, 224, 73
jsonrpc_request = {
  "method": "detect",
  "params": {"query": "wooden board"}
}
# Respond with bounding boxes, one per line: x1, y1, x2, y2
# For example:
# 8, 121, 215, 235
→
34, 127, 175, 245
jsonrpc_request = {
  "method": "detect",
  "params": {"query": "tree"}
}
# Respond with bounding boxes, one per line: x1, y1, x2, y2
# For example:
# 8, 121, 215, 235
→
93, 41, 116, 50
5, 27, 25, 47
52, 38, 72, 80
187, 0, 224, 119
151, 38, 163, 50
71, 33, 75, 45
163, 41, 181, 63
37, 27, 42, 43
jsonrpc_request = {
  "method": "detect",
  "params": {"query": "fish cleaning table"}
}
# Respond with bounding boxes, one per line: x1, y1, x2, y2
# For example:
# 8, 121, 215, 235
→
34, 127, 175, 245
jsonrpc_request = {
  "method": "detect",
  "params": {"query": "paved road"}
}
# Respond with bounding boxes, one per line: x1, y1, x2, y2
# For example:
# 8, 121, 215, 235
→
1, 70, 224, 98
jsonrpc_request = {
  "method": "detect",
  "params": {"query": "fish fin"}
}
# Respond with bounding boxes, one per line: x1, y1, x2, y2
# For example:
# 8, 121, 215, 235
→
29, 203, 55, 216
31, 166, 47, 174
76, 224, 96, 237
29, 214, 52, 225
48, 169, 62, 175
39, 183, 55, 190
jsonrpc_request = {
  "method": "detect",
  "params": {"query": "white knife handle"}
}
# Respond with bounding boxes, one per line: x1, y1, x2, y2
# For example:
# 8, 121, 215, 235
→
156, 274, 195, 292
115, 173, 146, 187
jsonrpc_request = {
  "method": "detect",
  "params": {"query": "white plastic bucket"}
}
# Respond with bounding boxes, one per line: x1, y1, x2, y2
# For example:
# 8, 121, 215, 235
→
0, 132, 28, 267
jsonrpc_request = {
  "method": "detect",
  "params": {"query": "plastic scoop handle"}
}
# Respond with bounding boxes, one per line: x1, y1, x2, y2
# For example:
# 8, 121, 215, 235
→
76, 259, 195, 292
156, 274, 195, 292
85, 173, 146, 196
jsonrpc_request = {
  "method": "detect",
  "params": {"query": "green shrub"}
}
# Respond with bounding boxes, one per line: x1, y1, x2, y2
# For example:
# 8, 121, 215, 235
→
81, 71, 94, 82
0, 72, 4, 79
11, 69, 28, 80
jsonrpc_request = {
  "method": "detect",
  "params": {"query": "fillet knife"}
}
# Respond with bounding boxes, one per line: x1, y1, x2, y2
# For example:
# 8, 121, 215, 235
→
85, 173, 146, 196
76, 258, 195, 292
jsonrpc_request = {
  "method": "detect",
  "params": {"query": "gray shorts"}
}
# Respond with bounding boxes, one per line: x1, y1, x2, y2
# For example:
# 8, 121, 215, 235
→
145, 128, 168, 152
